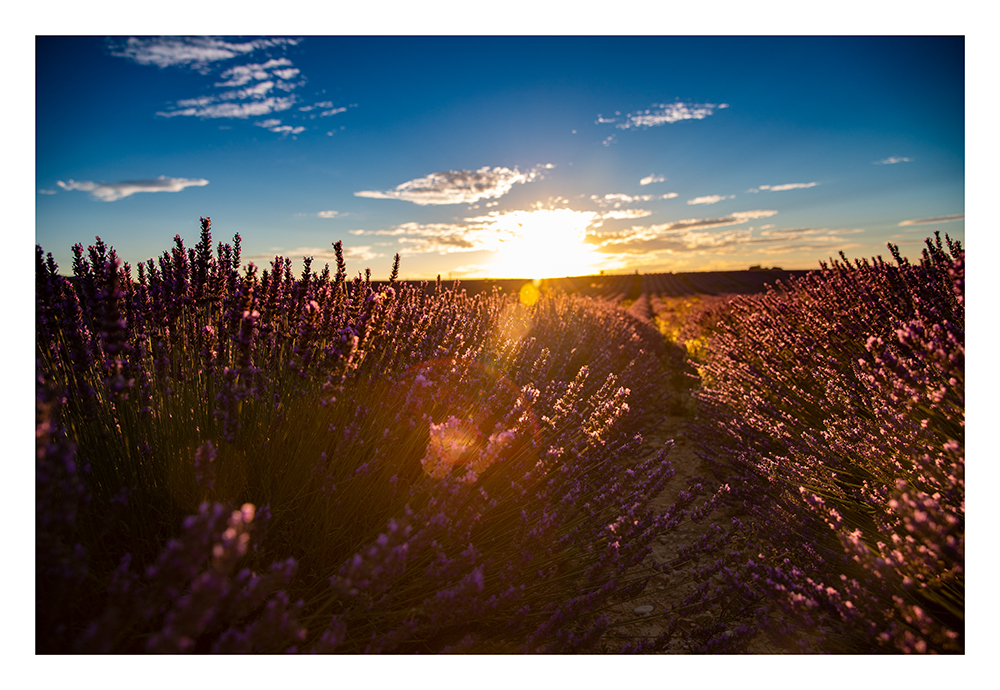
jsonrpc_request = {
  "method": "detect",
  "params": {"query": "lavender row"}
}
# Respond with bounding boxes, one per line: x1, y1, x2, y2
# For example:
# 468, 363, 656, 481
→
688, 233, 964, 653
36, 218, 738, 653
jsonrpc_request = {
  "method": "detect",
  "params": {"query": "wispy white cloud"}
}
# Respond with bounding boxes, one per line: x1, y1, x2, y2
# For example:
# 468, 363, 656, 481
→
597, 101, 728, 131
586, 212, 859, 262
349, 208, 599, 258
587, 209, 779, 254
898, 213, 964, 226
108, 37, 300, 72
246, 244, 382, 269
115, 37, 310, 131
37, 189, 57, 195
687, 194, 734, 205
753, 240, 864, 256
299, 101, 333, 112
221, 80, 277, 100
56, 175, 208, 202
640, 174, 665, 186
297, 102, 352, 121
759, 227, 864, 239
354, 165, 553, 206
159, 75, 297, 120
215, 59, 293, 86
874, 156, 913, 165
352, 220, 511, 255
592, 227, 753, 254
255, 119, 304, 135
317, 211, 341, 218
342, 245, 382, 262
159, 97, 295, 120
758, 182, 818, 192
589, 192, 677, 209
599, 209, 653, 220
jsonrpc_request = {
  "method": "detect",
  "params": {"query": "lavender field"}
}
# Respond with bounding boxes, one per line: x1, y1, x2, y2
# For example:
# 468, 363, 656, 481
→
35, 219, 963, 654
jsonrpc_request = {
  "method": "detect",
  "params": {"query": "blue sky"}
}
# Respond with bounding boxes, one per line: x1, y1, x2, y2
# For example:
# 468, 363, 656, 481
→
35, 35, 965, 280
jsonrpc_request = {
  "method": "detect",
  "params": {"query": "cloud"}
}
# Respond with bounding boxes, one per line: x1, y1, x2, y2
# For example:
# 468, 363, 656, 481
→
640, 174, 665, 186
350, 208, 597, 258
588, 209, 779, 253
589, 223, 863, 270
158, 74, 299, 120
592, 227, 754, 255
753, 241, 864, 256
759, 227, 864, 238
255, 119, 305, 135
598, 101, 728, 130
317, 211, 341, 218
56, 175, 208, 202
118, 37, 309, 129
215, 59, 293, 86
898, 213, 964, 226
350, 220, 511, 255
758, 182, 818, 192
159, 96, 295, 120
354, 165, 551, 206
874, 157, 913, 165
586, 212, 868, 261
600, 209, 653, 220
589, 193, 677, 209
687, 195, 734, 205
108, 37, 299, 72
37, 189, 57, 195
246, 244, 382, 269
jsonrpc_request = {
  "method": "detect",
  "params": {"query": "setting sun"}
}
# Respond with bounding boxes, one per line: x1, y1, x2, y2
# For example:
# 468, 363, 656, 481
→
483, 208, 602, 279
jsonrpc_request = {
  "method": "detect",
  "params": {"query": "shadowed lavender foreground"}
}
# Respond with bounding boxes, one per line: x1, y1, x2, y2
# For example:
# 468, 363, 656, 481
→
35, 219, 963, 653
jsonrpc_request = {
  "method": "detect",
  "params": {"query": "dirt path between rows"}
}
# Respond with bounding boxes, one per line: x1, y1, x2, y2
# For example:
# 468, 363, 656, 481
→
596, 398, 785, 653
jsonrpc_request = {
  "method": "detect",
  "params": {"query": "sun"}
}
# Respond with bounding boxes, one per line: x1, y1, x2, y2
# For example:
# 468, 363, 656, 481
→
485, 208, 602, 279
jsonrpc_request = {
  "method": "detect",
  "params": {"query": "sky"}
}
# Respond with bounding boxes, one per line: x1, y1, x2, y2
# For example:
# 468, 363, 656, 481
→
34, 35, 965, 280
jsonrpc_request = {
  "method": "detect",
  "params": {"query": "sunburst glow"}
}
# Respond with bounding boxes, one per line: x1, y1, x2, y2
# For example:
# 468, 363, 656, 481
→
483, 208, 602, 279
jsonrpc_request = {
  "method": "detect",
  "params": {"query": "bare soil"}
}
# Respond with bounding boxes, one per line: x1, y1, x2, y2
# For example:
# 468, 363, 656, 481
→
595, 404, 786, 653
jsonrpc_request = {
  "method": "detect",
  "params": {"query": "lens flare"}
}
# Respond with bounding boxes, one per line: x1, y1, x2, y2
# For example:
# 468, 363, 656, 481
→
421, 416, 482, 480
519, 281, 541, 306
401, 358, 542, 483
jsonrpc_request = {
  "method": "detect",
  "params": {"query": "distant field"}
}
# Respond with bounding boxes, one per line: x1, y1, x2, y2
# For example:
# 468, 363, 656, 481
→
376, 268, 813, 301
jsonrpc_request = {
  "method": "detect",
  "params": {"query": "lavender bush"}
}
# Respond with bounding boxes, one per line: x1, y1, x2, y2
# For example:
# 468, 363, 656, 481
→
36, 218, 739, 653
689, 233, 964, 653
